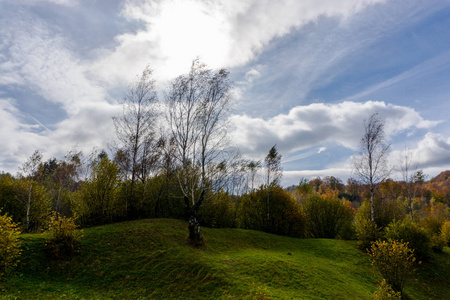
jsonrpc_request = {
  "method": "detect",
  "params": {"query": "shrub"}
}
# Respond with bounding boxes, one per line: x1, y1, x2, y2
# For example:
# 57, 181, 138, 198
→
441, 221, 450, 246
356, 199, 404, 229
430, 234, 445, 253
198, 191, 236, 228
44, 213, 82, 259
384, 219, 431, 260
372, 279, 401, 300
301, 194, 355, 239
355, 217, 383, 250
368, 239, 417, 294
236, 186, 306, 238
0, 211, 22, 279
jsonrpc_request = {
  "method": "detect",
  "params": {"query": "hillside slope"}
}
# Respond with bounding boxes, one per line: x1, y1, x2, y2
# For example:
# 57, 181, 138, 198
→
1, 219, 449, 299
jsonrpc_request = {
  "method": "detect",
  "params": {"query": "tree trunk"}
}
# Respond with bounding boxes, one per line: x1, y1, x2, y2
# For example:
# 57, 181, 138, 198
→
188, 214, 201, 240
188, 190, 205, 244
26, 182, 32, 232
370, 189, 375, 223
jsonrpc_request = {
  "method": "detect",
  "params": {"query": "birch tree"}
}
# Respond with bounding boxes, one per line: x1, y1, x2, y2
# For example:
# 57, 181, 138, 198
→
113, 66, 159, 216
17, 150, 50, 231
399, 147, 419, 221
353, 113, 390, 223
166, 59, 232, 242
264, 145, 283, 219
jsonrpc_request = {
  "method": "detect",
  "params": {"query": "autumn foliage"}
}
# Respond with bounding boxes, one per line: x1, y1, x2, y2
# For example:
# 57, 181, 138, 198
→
368, 239, 417, 294
0, 211, 21, 279
44, 213, 82, 259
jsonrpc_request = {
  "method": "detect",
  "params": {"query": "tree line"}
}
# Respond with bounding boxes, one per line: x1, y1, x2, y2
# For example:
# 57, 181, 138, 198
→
0, 60, 449, 250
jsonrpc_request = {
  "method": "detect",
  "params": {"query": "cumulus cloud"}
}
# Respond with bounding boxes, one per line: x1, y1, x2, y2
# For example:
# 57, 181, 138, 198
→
284, 168, 352, 184
92, 0, 385, 84
390, 132, 450, 172
230, 101, 439, 159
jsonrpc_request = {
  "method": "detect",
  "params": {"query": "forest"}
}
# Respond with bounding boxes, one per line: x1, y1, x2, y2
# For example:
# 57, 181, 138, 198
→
1, 61, 450, 299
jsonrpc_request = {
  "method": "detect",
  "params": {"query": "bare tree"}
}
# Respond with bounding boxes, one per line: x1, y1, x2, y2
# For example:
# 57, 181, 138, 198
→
399, 147, 419, 221
166, 59, 233, 242
113, 66, 159, 215
264, 145, 283, 219
246, 160, 262, 192
353, 113, 390, 223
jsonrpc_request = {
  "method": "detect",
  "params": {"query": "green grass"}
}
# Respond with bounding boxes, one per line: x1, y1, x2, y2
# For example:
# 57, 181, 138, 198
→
1, 218, 449, 299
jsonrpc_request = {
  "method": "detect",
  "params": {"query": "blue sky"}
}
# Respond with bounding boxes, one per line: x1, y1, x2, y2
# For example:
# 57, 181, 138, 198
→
1, 0, 450, 186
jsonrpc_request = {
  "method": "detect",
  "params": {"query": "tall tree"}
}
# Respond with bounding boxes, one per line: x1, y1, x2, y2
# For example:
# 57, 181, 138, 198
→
353, 113, 390, 223
113, 66, 159, 216
18, 150, 44, 231
73, 156, 120, 226
247, 160, 262, 192
399, 147, 418, 221
264, 145, 283, 219
166, 59, 233, 242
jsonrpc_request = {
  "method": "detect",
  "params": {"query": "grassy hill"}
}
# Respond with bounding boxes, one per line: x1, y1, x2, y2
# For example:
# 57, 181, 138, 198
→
1, 218, 449, 299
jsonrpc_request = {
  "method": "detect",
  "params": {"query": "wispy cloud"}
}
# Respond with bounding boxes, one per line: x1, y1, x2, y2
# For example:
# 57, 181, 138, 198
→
344, 51, 450, 102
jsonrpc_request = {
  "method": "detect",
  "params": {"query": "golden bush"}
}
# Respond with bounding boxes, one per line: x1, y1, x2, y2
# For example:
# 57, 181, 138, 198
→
368, 239, 417, 294
0, 211, 22, 279
44, 213, 82, 259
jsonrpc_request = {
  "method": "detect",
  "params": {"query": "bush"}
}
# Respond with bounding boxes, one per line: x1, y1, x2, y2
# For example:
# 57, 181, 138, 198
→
301, 195, 355, 239
384, 219, 431, 260
355, 217, 383, 250
44, 213, 82, 259
0, 211, 22, 279
368, 239, 417, 294
430, 234, 445, 253
420, 203, 449, 235
441, 221, 450, 246
372, 279, 401, 300
356, 199, 404, 229
236, 186, 305, 238
198, 191, 236, 228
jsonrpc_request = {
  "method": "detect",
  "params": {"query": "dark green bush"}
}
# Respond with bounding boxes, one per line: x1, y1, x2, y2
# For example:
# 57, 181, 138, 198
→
384, 219, 431, 260
355, 216, 383, 250
301, 194, 355, 239
198, 191, 236, 228
236, 186, 305, 238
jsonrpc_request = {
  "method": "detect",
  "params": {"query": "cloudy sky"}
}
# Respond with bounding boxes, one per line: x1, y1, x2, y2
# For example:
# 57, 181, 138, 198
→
1, 0, 450, 186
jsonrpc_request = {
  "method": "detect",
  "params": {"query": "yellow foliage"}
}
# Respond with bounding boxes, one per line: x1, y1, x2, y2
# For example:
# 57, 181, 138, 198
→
368, 239, 417, 294
0, 211, 22, 279
372, 279, 401, 300
441, 221, 450, 246
44, 213, 82, 259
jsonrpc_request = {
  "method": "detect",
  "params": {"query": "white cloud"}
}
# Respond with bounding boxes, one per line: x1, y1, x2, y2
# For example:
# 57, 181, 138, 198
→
390, 132, 450, 171
230, 101, 439, 159
92, 0, 385, 84
0, 10, 119, 173
284, 168, 352, 185
0, 98, 52, 171
1, 17, 107, 112
318, 147, 327, 154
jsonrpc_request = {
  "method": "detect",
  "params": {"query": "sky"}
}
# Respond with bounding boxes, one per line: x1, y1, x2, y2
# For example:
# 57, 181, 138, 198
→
1, 0, 450, 186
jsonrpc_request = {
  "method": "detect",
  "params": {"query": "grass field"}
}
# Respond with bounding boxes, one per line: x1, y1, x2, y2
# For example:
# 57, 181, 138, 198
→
1, 218, 449, 299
